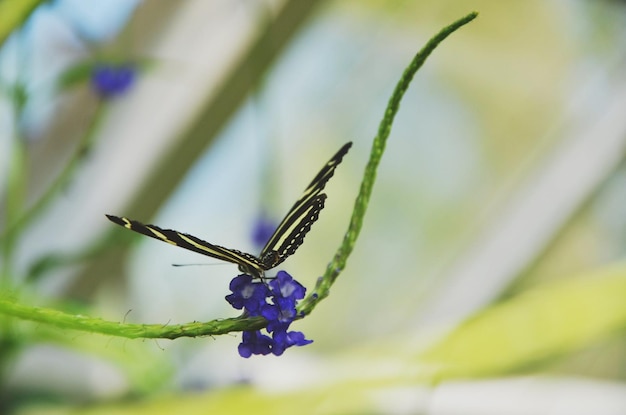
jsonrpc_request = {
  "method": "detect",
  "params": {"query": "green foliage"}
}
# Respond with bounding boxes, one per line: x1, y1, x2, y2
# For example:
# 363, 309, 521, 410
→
418, 263, 626, 380
0, 0, 47, 47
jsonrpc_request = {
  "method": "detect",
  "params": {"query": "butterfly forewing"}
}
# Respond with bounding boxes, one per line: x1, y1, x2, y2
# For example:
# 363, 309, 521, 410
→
106, 215, 265, 277
106, 141, 352, 279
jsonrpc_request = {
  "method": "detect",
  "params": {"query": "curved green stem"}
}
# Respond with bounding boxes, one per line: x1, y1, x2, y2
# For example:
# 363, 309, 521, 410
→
1, 105, 108, 255
299, 11, 479, 315
0, 295, 266, 339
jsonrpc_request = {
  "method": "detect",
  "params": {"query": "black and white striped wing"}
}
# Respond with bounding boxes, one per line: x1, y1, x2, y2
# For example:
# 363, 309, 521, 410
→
106, 141, 352, 278
106, 215, 265, 277
259, 142, 352, 265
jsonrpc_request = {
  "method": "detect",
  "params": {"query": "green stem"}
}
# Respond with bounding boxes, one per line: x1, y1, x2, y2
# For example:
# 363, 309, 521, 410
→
0, 295, 265, 339
1, 138, 26, 281
299, 11, 479, 315
0, 104, 108, 256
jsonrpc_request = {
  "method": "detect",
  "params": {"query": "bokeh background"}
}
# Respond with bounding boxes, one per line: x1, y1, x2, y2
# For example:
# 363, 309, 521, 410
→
1, 1, 626, 414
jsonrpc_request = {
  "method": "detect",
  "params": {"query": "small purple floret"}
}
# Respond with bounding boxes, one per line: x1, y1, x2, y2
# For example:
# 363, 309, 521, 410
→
238, 330, 273, 358
272, 330, 313, 356
225, 274, 269, 315
91, 64, 136, 98
270, 270, 306, 300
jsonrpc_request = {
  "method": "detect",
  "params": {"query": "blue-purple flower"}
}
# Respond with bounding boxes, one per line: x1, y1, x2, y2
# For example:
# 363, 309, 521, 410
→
91, 63, 136, 98
225, 274, 270, 315
238, 330, 273, 358
226, 270, 312, 357
270, 271, 306, 303
271, 330, 313, 356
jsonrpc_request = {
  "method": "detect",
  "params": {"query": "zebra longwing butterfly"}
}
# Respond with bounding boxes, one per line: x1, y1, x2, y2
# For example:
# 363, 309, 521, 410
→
106, 142, 352, 279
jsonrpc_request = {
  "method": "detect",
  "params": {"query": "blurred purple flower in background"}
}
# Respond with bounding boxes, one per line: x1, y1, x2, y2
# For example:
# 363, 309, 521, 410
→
250, 213, 278, 249
90, 63, 136, 98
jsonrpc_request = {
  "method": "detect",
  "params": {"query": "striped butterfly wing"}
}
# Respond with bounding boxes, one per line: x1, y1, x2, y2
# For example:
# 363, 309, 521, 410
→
259, 142, 352, 268
106, 215, 265, 278
106, 141, 352, 278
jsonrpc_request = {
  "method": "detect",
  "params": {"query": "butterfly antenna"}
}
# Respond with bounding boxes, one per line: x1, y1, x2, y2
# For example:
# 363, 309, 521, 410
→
171, 263, 226, 267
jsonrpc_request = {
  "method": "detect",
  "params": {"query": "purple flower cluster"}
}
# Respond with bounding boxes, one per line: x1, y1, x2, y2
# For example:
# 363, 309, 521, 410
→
90, 64, 136, 98
225, 271, 312, 357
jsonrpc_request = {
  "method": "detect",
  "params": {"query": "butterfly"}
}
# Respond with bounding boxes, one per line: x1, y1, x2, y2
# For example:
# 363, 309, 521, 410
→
106, 142, 352, 280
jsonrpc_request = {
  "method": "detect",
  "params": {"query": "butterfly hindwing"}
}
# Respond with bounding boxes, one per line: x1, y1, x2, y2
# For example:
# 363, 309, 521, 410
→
274, 194, 326, 262
258, 194, 327, 269
259, 142, 352, 258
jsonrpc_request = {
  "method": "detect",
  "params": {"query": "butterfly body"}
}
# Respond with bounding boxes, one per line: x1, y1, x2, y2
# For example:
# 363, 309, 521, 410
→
107, 142, 351, 279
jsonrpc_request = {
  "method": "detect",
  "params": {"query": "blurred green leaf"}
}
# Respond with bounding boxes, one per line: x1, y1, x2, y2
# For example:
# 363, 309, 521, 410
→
418, 263, 626, 380
57, 61, 97, 91
13, 378, 411, 415
0, 0, 47, 47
